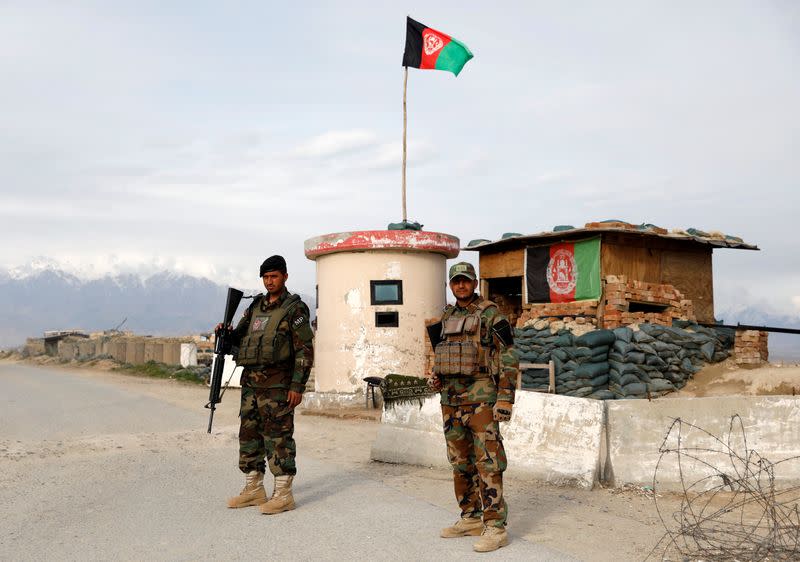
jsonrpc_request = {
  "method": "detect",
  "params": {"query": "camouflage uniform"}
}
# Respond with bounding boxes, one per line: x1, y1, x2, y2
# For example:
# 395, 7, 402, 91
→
231, 289, 314, 476
435, 294, 518, 528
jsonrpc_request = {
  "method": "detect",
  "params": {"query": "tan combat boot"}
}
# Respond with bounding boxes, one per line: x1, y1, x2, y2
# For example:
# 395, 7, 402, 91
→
440, 516, 484, 538
260, 475, 295, 514
473, 526, 509, 552
226, 470, 267, 508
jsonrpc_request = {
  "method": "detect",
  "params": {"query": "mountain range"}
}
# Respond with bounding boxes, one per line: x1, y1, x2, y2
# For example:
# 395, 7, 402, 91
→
0, 264, 314, 349
0, 261, 796, 361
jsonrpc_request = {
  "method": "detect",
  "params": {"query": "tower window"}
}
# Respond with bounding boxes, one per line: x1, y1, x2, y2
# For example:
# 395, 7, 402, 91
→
370, 280, 403, 305
375, 311, 399, 328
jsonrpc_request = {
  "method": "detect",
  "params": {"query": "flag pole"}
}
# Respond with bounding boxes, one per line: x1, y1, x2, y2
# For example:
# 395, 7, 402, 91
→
402, 66, 408, 222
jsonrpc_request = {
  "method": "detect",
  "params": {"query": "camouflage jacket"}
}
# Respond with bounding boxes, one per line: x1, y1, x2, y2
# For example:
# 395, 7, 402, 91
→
436, 294, 518, 406
231, 289, 314, 393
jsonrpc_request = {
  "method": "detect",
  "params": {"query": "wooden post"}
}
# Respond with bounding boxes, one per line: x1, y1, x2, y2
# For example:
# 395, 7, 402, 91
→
401, 66, 408, 222
549, 360, 556, 394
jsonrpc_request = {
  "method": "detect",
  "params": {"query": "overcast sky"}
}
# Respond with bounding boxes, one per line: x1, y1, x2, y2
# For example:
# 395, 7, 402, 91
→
1, 2, 798, 313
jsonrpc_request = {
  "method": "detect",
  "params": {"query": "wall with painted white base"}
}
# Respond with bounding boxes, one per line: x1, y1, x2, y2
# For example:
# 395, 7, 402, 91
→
371, 393, 800, 491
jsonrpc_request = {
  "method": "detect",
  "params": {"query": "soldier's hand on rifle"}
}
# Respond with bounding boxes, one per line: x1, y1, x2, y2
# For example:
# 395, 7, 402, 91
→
427, 374, 443, 392
493, 400, 513, 422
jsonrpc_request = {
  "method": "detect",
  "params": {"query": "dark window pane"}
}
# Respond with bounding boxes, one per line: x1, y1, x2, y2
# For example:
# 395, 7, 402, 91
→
375, 311, 399, 327
374, 284, 398, 302
370, 280, 403, 305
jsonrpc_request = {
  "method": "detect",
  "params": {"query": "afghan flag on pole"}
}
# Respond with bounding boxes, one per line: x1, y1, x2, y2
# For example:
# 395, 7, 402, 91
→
526, 238, 601, 303
402, 17, 473, 76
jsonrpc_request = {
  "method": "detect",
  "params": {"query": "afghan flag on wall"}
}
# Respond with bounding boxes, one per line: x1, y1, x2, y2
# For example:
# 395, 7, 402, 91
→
402, 17, 473, 76
526, 238, 601, 303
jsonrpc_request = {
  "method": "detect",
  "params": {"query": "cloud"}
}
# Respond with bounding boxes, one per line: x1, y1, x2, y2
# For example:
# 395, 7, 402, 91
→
792, 296, 800, 313
291, 129, 378, 159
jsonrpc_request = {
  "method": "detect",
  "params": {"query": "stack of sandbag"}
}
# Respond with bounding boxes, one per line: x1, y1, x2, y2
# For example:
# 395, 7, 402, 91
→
556, 329, 616, 400
608, 323, 733, 399
513, 327, 616, 400
514, 325, 563, 390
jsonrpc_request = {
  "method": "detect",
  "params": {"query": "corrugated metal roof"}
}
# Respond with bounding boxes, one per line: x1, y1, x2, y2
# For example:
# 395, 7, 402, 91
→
463, 224, 759, 252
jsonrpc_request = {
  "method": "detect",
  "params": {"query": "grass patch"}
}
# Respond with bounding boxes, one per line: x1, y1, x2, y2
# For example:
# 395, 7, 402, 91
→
112, 360, 207, 385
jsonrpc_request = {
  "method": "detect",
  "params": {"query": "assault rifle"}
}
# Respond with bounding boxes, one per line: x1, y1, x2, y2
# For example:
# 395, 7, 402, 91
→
206, 287, 244, 433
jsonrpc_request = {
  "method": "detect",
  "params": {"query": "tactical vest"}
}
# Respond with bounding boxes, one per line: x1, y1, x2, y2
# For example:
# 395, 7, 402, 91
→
433, 300, 497, 378
237, 293, 301, 368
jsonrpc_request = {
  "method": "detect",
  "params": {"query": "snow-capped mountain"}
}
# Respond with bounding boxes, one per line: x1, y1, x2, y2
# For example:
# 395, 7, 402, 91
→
0, 261, 315, 349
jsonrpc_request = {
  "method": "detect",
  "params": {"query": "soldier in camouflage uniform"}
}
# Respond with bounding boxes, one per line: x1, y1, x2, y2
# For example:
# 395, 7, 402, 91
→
428, 262, 518, 553
223, 255, 314, 514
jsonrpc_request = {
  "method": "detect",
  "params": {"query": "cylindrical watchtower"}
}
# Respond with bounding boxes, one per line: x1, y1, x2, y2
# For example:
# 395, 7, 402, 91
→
304, 229, 460, 395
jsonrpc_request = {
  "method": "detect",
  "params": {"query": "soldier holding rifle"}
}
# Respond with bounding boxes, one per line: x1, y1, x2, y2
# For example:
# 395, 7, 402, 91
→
216, 255, 314, 514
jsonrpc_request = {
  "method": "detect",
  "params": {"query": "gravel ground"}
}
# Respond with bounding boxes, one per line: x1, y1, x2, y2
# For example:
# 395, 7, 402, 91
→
1, 359, 684, 561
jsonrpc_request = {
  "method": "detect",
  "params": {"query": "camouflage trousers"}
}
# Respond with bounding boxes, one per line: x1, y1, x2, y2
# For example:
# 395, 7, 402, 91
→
441, 403, 508, 528
238, 386, 296, 476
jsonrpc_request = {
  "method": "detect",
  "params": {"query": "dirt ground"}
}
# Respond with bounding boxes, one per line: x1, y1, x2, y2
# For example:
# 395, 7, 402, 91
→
5, 353, 800, 561
669, 358, 800, 398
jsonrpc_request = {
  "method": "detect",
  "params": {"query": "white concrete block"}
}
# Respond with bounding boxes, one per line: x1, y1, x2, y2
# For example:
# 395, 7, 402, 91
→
180, 343, 198, 367
606, 396, 800, 491
370, 392, 605, 489
208, 355, 242, 388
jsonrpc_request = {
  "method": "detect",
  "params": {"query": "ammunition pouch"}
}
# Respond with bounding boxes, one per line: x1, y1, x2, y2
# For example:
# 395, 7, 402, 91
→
433, 341, 490, 378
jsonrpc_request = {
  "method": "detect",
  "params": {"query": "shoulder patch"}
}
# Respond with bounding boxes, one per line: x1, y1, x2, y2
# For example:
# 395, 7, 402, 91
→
293, 315, 307, 328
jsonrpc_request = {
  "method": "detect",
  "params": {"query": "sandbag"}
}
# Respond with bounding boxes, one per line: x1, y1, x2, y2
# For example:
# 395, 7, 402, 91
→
638, 324, 664, 336
713, 350, 729, 363
554, 333, 574, 347
612, 340, 634, 355
632, 330, 655, 343
589, 390, 615, 400
570, 386, 594, 398
609, 360, 641, 376
700, 341, 715, 361
646, 354, 667, 368
626, 351, 646, 364
622, 382, 648, 396
609, 352, 625, 363
575, 362, 610, 379
589, 374, 609, 387
652, 340, 679, 353
575, 329, 616, 348
619, 373, 641, 386
613, 327, 633, 343
567, 347, 593, 360
638, 343, 657, 356
648, 379, 675, 393
590, 345, 610, 360
552, 348, 568, 362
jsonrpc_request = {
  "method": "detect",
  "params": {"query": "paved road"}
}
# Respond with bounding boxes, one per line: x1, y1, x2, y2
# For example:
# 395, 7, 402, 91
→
0, 363, 578, 561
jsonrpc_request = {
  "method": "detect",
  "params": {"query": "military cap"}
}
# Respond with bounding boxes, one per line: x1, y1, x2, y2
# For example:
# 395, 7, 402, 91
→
260, 255, 287, 276
448, 261, 477, 282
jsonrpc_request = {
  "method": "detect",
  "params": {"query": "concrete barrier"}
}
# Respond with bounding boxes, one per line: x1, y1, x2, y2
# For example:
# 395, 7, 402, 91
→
371, 393, 800, 491
180, 343, 197, 367
371, 392, 605, 489
605, 396, 800, 491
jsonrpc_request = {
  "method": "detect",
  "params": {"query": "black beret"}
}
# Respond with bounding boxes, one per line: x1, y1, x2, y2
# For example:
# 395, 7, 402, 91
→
260, 255, 287, 276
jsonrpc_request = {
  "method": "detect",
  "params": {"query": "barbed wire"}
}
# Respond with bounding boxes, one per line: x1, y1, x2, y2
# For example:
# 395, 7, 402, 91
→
646, 414, 800, 561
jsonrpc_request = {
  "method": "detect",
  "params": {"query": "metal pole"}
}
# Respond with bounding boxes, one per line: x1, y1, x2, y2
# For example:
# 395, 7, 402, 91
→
402, 66, 408, 222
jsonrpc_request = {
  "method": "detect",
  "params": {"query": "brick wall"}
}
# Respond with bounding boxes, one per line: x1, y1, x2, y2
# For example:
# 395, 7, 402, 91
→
602, 275, 696, 329
734, 329, 769, 367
